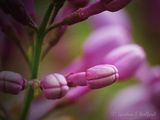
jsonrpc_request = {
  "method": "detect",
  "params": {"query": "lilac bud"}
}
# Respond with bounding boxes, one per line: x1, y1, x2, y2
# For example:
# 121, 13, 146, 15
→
58, 0, 131, 25
0, 71, 26, 94
68, 0, 90, 7
103, 45, 145, 80
89, 10, 131, 31
67, 64, 119, 89
22, 0, 36, 21
0, 0, 35, 27
67, 72, 87, 87
83, 26, 131, 67
108, 85, 159, 120
101, 0, 132, 12
86, 64, 119, 89
40, 73, 69, 99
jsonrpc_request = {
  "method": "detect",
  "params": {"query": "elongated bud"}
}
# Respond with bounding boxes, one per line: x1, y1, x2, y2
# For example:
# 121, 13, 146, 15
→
22, 0, 36, 21
101, 0, 132, 12
89, 10, 131, 31
0, 0, 36, 28
83, 26, 131, 67
58, 0, 131, 25
86, 64, 118, 89
108, 85, 159, 120
68, 0, 90, 7
0, 71, 27, 94
103, 44, 145, 80
67, 64, 118, 89
40, 73, 69, 99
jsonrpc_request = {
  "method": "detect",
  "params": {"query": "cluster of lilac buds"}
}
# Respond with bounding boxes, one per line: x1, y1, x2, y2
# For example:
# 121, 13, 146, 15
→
2, 0, 152, 120
67, 64, 119, 89
0, 64, 119, 99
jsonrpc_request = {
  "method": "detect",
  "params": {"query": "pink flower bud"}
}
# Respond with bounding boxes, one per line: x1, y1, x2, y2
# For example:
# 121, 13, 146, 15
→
86, 64, 119, 89
0, 71, 26, 94
101, 0, 132, 12
67, 72, 86, 87
0, 0, 35, 27
103, 44, 145, 80
66, 64, 119, 89
83, 26, 131, 67
68, 0, 90, 7
108, 85, 159, 120
89, 10, 131, 31
40, 73, 69, 99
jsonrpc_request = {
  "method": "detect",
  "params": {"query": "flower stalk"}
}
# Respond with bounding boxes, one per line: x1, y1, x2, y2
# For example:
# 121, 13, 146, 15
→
19, 3, 54, 120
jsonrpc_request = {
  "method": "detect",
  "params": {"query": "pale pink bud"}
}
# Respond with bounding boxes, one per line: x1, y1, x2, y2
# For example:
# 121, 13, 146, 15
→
66, 64, 119, 89
86, 64, 119, 89
40, 73, 69, 99
103, 44, 145, 80
0, 71, 26, 94
83, 26, 131, 67
67, 72, 86, 87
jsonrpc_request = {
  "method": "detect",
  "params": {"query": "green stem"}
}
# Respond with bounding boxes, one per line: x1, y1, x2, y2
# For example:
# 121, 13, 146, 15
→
19, 3, 54, 120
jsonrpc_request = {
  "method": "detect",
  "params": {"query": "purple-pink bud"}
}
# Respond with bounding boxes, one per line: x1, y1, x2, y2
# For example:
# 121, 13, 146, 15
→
83, 26, 131, 67
58, 0, 132, 26
40, 73, 69, 99
67, 64, 119, 89
67, 72, 86, 87
101, 0, 132, 12
103, 44, 145, 80
68, 0, 90, 7
108, 85, 159, 120
0, 71, 26, 94
89, 10, 131, 31
0, 0, 35, 27
86, 64, 118, 89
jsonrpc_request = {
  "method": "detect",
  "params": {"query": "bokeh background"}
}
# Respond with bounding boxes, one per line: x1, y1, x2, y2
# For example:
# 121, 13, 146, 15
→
0, 0, 160, 120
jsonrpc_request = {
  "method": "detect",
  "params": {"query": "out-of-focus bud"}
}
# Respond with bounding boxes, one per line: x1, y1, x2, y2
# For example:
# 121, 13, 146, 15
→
101, 0, 132, 12
103, 44, 145, 80
67, 64, 118, 89
68, 0, 90, 7
86, 64, 118, 89
40, 73, 69, 99
0, 71, 27, 94
67, 72, 87, 87
144, 66, 160, 110
89, 10, 131, 31
0, 0, 35, 27
58, 0, 131, 25
107, 85, 159, 120
22, 0, 36, 21
83, 26, 131, 67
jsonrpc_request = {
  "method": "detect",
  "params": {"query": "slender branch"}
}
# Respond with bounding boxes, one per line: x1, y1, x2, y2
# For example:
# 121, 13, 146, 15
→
50, 0, 66, 24
19, 3, 54, 120
46, 22, 64, 33
42, 26, 67, 60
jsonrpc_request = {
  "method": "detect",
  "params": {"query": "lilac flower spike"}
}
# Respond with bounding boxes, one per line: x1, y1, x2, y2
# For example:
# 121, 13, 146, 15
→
40, 73, 69, 99
103, 44, 145, 80
67, 64, 119, 89
0, 71, 27, 94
